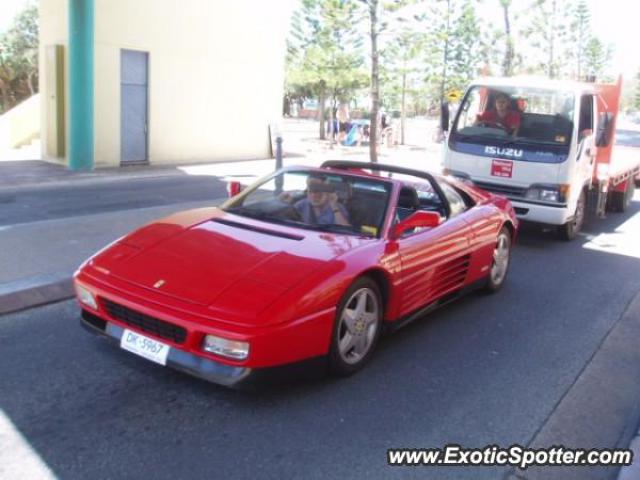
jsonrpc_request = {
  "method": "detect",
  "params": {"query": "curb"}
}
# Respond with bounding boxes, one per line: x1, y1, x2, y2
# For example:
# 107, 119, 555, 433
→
0, 273, 74, 315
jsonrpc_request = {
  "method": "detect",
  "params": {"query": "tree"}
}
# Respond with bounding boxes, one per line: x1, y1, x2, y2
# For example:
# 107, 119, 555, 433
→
357, 0, 420, 162
0, 2, 38, 113
635, 69, 640, 111
422, 0, 484, 106
566, 0, 591, 80
285, 0, 366, 141
584, 36, 613, 81
382, 27, 426, 144
500, 0, 515, 76
521, 0, 571, 78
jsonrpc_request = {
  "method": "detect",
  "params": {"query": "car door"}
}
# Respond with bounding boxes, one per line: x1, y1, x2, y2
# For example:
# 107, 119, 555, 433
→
446, 181, 504, 284
394, 184, 472, 317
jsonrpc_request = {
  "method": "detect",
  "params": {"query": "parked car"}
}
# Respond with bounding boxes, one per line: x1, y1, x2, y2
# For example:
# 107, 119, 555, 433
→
75, 161, 518, 387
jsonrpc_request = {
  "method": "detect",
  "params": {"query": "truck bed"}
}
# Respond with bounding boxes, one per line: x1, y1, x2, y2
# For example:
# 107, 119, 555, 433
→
605, 145, 640, 186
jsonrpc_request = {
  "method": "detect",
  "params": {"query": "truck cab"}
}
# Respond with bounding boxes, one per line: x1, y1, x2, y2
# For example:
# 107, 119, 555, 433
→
443, 76, 623, 240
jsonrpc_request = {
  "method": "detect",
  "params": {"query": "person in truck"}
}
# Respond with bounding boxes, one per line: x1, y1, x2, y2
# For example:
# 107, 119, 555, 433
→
475, 92, 521, 136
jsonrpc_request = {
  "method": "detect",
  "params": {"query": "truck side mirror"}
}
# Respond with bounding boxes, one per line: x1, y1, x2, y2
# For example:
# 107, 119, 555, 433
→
440, 100, 450, 133
596, 112, 614, 147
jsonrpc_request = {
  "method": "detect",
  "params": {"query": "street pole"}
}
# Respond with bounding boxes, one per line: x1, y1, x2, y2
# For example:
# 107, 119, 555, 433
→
275, 135, 283, 193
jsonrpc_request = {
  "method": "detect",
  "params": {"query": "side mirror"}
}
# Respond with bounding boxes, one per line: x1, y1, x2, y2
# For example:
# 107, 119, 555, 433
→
596, 112, 614, 147
227, 181, 243, 198
392, 210, 442, 239
440, 100, 450, 133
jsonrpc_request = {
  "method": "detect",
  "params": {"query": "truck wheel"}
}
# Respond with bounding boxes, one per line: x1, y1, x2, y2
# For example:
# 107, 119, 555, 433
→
610, 180, 634, 213
557, 190, 586, 241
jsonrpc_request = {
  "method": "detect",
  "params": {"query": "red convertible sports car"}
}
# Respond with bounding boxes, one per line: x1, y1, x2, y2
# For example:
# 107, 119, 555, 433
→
75, 161, 517, 387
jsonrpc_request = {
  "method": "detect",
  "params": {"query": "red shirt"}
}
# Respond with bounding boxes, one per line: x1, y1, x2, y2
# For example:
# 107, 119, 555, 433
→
477, 110, 521, 131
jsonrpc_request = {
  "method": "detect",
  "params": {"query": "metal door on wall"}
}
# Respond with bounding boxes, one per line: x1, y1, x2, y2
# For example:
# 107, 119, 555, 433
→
121, 50, 148, 164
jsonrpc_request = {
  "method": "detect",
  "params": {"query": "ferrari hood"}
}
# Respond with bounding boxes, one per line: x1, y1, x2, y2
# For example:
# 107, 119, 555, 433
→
95, 213, 371, 314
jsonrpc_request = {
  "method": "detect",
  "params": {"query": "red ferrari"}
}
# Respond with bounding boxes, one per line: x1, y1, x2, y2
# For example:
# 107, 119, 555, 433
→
75, 161, 517, 386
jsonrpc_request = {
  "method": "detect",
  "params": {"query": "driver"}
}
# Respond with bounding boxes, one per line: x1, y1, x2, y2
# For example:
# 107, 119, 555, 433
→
476, 92, 521, 135
294, 175, 351, 226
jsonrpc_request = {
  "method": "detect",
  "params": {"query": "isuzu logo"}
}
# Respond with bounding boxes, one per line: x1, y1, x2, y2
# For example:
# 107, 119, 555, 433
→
485, 146, 523, 158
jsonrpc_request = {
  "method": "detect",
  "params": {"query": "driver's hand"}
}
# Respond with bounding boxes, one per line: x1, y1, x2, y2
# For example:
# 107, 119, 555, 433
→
278, 192, 293, 203
328, 192, 339, 209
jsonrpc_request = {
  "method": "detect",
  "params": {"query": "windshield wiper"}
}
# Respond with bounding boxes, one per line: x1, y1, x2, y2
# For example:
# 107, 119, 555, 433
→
224, 206, 270, 220
311, 223, 363, 235
453, 132, 512, 143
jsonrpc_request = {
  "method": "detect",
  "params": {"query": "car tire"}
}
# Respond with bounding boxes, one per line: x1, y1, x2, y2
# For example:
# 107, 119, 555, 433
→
483, 227, 512, 294
557, 190, 586, 241
328, 277, 383, 376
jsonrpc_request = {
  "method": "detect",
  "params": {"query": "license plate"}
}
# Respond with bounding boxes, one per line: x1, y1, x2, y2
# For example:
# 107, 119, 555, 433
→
491, 159, 513, 178
120, 329, 170, 366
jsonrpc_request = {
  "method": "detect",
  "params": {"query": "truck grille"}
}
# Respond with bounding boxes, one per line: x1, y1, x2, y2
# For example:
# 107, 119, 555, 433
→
474, 181, 526, 198
102, 299, 187, 344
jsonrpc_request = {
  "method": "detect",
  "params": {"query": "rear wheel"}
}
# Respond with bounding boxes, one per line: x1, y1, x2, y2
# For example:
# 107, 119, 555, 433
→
609, 180, 634, 213
557, 190, 586, 241
483, 227, 512, 293
328, 278, 383, 376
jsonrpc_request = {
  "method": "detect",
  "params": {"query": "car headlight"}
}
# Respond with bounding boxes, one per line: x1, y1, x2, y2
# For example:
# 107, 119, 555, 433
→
202, 335, 250, 360
525, 184, 569, 203
76, 283, 98, 310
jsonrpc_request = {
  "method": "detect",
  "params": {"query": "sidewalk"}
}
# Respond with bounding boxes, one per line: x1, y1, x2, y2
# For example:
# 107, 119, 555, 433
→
0, 199, 220, 314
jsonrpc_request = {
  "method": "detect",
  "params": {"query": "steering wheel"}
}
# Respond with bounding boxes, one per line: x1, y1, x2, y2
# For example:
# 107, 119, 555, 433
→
279, 204, 302, 222
477, 120, 507, 130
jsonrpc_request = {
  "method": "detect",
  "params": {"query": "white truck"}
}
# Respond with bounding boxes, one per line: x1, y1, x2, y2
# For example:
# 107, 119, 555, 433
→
441, 76, 639, 240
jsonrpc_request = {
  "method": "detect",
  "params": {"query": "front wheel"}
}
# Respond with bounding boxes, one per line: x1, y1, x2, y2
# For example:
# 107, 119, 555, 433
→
328, 278, 383, 376
557, 190, 586, 241
483, 227, 512, 293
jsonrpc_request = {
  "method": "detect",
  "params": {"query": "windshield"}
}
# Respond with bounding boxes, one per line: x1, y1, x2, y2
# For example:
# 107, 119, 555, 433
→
452, 86, 575, 147
221, 170, 392, 237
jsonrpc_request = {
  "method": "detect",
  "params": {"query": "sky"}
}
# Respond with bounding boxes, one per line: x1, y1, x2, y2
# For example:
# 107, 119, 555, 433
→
1, 0, 635, 80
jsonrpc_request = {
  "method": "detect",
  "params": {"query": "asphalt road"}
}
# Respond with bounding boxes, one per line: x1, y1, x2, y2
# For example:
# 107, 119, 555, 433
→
1, 197, 640, 480
0, 174, 229, 226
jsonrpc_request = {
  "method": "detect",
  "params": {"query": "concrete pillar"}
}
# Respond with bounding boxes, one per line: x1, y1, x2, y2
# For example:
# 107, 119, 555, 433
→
68, 0, 94, 170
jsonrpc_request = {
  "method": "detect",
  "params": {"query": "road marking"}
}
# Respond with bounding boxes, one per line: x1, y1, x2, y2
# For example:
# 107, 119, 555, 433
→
582, 202, 640, 260
0, 409, 57, 479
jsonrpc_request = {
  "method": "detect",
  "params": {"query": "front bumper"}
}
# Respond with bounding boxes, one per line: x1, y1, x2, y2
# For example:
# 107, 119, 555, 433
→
81, 310, 252, 387
509, 199, 570, 225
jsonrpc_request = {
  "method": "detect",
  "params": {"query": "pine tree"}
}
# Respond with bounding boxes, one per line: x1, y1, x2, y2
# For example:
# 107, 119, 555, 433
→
635, 69, 640, 110
500, 0, 515, 76
521, 0, 572, 78
584, 36, 613, 81
357, 0, 417, 162
566, 0, 591, 80
285, 0, 366, 140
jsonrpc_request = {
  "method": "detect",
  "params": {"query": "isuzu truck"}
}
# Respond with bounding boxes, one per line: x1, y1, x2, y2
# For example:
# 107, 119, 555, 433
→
442, 76, 639, 240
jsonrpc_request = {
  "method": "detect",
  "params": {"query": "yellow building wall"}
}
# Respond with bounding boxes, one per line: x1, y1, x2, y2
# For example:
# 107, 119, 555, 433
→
39, 0, 69, 164
94, 0, 291, 166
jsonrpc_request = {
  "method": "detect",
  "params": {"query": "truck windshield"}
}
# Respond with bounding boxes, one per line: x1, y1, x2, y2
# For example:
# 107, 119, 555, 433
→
450, 86, 575, 161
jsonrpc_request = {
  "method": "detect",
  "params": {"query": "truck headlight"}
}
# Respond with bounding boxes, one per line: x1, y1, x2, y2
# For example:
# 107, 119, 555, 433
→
203, 335, 250, 360
76, 283, 98, 310
525, 184, 569, 203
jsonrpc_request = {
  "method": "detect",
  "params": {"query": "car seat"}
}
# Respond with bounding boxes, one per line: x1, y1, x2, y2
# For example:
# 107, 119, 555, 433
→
396, 186, 420, 221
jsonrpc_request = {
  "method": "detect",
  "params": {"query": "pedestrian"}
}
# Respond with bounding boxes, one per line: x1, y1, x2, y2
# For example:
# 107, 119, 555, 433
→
337, 102, 350, 145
